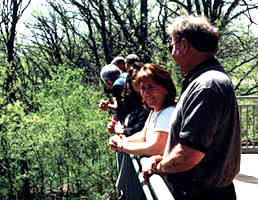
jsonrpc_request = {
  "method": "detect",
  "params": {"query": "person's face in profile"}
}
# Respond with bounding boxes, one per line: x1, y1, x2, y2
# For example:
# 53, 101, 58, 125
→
128, 64, 141, 77
140, 79, 167, 112
171, 36, 190, 74
171, 36, 182, 65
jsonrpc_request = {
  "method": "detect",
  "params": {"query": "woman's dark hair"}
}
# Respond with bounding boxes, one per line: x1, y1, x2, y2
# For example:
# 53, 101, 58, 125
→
135, 63, 177, 110
122, 73, 142, 111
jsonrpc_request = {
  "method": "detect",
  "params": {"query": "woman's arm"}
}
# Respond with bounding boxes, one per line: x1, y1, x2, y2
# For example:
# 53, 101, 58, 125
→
124, 128, 146, 143
109, 131, 168, 156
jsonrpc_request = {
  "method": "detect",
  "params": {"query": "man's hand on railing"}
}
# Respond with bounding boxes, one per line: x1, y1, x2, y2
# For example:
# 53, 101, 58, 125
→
141, 155, 163, 183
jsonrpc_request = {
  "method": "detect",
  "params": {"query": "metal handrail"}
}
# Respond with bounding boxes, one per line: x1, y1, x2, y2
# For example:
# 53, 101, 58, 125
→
238, 104, 258, 107
236, 96, 258, 100
130, 155, 154, 200
139, 157, 175, 200
131, 155, 175, 200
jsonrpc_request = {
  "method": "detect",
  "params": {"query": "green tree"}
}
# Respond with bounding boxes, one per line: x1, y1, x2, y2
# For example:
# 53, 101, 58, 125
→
0, 66, 118, 199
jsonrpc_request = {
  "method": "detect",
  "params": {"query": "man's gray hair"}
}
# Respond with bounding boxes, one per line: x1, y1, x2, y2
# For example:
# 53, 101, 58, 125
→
111, 56, 125, 65
167, 15, 219, 53
100, 64, 121, 83
125, 54, 140, 65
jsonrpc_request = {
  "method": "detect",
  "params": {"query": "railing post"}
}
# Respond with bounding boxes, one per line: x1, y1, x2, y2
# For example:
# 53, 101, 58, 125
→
236, 96, 258, 153
252, 105, 256, 139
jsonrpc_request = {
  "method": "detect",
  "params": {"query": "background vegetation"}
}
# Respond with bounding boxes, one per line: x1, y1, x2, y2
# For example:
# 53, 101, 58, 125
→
0, 0, 257, 199
0, 67, 118, 199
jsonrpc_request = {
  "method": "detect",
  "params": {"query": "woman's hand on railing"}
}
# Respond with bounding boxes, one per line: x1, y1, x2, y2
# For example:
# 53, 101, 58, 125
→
109, 134, 125, 152
114, 122, 125, 135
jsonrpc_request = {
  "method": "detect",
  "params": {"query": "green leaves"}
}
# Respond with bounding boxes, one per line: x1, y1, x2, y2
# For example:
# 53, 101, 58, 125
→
0, 65, 116, 199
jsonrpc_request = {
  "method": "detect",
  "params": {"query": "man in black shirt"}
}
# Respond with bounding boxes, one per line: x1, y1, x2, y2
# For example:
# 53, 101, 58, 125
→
143, 15, 241, 200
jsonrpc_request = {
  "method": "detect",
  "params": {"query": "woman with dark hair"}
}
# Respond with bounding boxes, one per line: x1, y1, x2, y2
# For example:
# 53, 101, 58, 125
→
109, 63, 177, 200
109, 63, 177, 159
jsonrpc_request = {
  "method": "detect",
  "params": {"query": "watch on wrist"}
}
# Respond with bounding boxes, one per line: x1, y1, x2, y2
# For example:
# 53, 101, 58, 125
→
118, 140, 124, 151
159, 162, 165, 173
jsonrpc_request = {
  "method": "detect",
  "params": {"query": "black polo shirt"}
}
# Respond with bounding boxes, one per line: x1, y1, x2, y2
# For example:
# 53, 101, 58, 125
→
165, 57, 241, 189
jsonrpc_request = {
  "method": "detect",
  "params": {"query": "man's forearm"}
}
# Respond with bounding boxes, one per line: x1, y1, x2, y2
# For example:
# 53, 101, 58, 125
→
157, 143, 205, 174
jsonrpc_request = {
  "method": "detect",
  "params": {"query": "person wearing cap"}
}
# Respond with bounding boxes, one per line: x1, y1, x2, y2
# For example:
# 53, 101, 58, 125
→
111, 56, 126, 72
99, 64, 129, 134
100, 62, 147, 200
101, 56, 126, 103
106, 72, 128, 133
99, 64, 123, 113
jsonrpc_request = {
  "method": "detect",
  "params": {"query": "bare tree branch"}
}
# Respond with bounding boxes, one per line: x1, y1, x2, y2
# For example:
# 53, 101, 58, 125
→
235, 63, 257, 91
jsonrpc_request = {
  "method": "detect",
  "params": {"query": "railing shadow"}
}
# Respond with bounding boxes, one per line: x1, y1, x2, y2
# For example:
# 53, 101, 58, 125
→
235, 173, 258, 184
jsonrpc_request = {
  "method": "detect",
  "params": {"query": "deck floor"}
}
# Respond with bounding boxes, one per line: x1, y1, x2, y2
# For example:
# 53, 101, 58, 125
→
234, 154, 258, 200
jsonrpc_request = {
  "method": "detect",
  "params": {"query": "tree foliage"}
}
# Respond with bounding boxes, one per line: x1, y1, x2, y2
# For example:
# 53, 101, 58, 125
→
0, 66, 117, 199
18, 0, 257, 95
0, 0, 40, 107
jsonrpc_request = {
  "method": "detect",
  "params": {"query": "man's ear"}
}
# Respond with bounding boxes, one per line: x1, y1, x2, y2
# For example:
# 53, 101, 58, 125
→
180, 37, 190, 54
